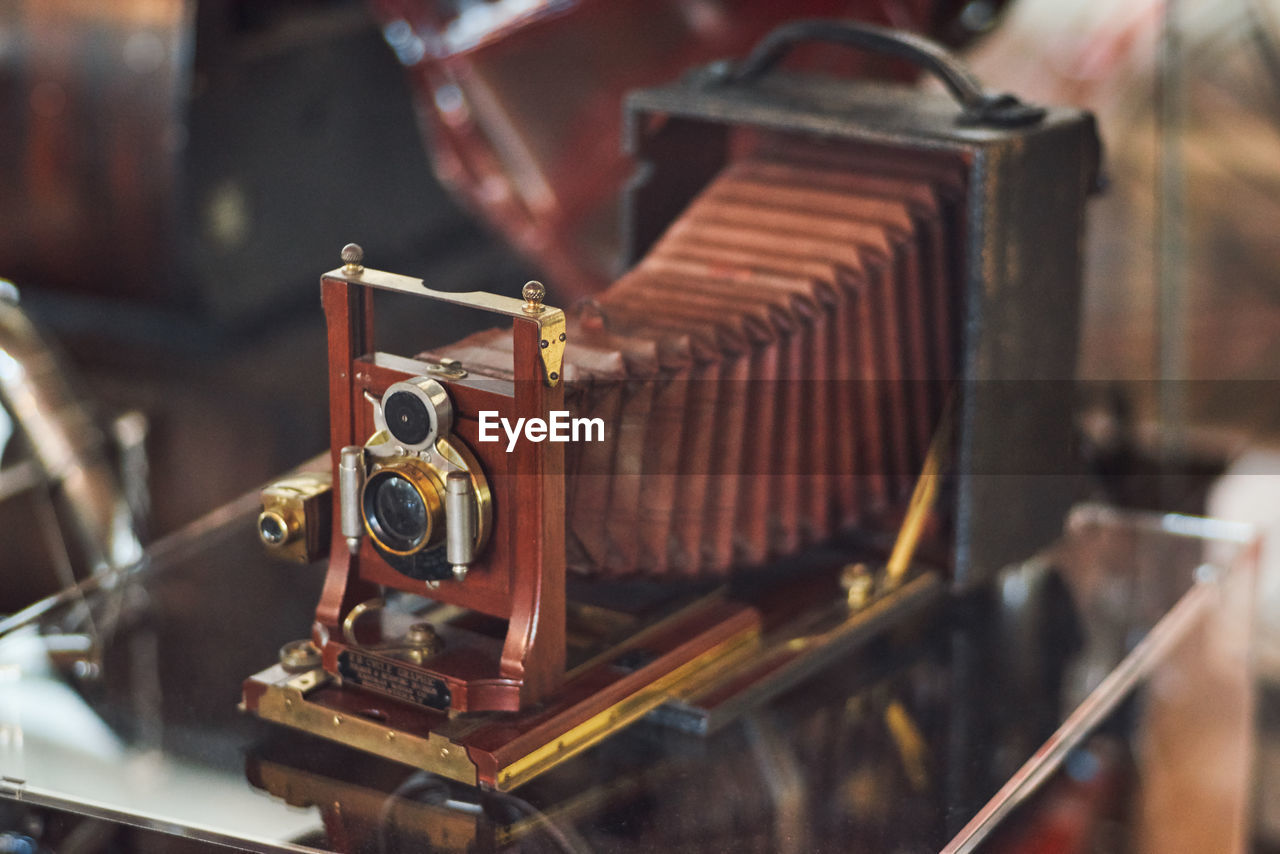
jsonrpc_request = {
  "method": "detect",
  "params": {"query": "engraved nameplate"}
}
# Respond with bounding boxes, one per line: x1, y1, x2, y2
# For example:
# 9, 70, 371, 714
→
337, 649, 452, 711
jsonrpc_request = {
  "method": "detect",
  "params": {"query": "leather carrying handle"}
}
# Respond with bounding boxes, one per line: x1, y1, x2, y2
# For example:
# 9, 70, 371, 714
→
726, 18, 1045, 128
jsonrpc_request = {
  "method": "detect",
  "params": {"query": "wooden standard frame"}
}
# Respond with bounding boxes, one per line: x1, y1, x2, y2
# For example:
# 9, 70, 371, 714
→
311, 268, 566, 710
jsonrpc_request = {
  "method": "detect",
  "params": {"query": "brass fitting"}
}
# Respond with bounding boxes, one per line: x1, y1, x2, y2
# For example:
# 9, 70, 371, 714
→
258, 471, 333, 563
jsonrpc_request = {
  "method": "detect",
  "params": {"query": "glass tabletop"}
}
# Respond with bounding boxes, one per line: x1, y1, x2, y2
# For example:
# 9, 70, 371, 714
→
0, 480, 1260, 853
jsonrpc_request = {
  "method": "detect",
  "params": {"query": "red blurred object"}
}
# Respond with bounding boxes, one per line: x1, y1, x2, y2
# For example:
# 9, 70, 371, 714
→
367, 0, 992, 299
0, 0, 190, 299
985, 738, 1132, 854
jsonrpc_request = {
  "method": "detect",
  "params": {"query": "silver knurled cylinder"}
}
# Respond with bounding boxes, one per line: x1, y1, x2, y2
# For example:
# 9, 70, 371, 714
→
445, 471, 476, 571
339, 446, 364, 553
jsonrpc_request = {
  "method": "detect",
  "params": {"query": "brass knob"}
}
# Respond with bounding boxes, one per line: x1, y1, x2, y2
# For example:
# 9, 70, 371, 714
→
403, 622, 443, 663
341, 243, 364, 274
522, 280, 546, 314
279, 639, 322, 673
840, 562, 875, 609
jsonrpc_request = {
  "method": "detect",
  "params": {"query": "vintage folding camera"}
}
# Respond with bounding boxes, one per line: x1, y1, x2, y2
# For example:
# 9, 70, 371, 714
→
243, 21, 1099, 792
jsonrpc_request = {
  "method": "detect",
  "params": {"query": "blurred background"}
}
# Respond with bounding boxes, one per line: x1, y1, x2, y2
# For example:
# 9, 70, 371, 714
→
4, 0, 1280, 544
0, 0, 1000, 607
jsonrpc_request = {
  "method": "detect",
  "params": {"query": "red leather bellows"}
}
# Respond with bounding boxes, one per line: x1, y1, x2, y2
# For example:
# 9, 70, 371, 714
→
429, 142, 963, 578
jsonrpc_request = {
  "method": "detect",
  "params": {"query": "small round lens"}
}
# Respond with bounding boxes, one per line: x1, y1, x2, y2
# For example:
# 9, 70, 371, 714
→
369, 474, 428, 550
258, 512, 288, 545
384, 391, 432, 446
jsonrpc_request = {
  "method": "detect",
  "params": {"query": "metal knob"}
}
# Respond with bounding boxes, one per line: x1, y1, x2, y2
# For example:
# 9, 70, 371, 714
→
279, 639, 322, 673
521, 280, 545, 314
341, 243, 364, 274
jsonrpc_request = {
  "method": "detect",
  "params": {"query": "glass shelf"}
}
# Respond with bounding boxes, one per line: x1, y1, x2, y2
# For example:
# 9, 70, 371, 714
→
0, 488, 1259, 853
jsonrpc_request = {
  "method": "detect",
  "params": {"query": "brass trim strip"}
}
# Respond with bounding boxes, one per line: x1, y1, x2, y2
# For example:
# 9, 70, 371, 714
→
562, 588, 731, 681
324, 267, 566, 387
885, 397, 953, 588
253, 670, 479, 786
496, 626, 761, 791
668, 571, 944, 734
784, 570, 941, 653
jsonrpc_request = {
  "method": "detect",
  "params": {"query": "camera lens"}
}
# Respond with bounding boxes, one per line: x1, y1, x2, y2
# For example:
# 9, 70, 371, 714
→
258, 512, 289, 546
366, 472, 429, 551
384, 390, 432, 446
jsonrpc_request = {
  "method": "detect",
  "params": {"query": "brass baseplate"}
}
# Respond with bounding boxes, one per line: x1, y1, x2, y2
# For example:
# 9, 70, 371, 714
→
243, 593, 761, 791
243, 569, 941, 791
244, 666, 480, 785
244, 417, 950, 790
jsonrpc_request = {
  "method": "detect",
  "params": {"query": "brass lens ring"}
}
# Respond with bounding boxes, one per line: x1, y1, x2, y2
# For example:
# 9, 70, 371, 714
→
361, 459, 445, 556
257, 510, 293, 547
433, 436, 493, 556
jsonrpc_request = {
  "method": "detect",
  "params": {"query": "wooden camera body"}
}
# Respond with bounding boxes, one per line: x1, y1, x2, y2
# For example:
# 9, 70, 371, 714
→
244, 21, 1100, 791
313, 267, 568, 713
